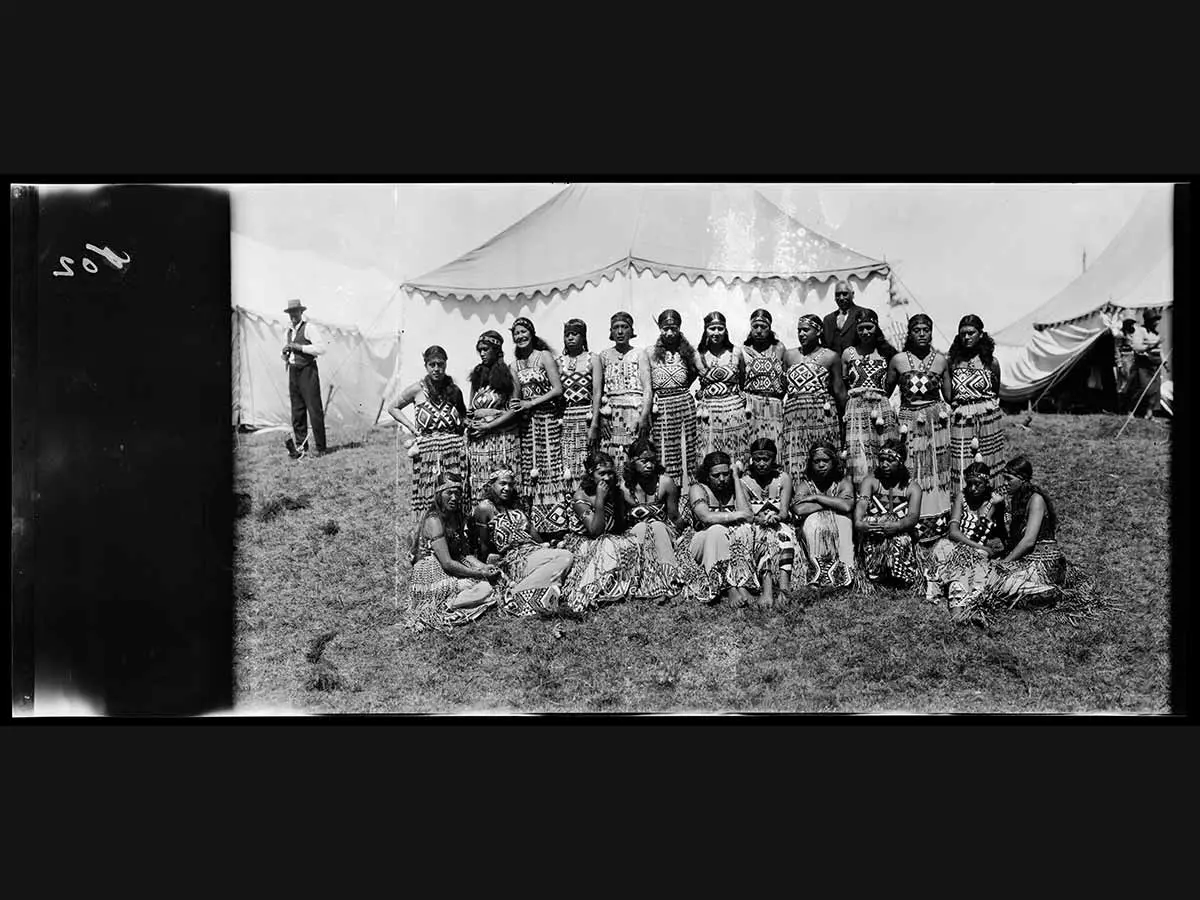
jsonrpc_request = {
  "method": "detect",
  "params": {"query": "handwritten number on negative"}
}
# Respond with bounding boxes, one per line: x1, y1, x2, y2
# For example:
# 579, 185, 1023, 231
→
52, 245, 132, 277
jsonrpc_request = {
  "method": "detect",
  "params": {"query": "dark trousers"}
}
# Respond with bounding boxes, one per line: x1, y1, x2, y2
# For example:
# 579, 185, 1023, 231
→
289, 364, 327, 452
1123, 357, 1161, 417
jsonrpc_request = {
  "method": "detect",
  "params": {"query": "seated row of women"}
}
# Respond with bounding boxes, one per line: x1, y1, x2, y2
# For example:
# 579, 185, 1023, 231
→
389, 307, 1007, 556
406, 429, 1069, 632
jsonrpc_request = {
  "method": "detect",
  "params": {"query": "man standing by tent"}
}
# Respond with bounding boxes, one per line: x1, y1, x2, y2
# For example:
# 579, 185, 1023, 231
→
282, 298, 328, 458
822, 280, 870, 356
1124, 308, 1163, 419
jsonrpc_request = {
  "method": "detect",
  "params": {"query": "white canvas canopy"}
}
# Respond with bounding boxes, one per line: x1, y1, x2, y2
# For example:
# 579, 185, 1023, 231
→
232, 232, 401, 430
995, 188, 1173, 403
398, 184, 913, 393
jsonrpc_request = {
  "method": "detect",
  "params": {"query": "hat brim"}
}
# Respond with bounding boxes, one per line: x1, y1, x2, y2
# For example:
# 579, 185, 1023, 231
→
285, 305, 307, 312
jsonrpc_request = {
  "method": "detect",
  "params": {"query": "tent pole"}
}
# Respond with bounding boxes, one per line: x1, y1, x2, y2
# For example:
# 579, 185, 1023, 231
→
1115, 351, 1170, 440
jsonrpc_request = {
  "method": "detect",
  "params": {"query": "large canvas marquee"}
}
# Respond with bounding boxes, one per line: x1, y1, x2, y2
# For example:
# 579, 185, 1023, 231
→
397, 184, 913, 393
995, 188, 1173, 403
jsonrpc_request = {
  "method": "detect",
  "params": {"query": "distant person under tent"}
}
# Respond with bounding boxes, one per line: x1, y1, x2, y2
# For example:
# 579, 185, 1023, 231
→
1124, 309, 1163, 418
282, 298, 328, 458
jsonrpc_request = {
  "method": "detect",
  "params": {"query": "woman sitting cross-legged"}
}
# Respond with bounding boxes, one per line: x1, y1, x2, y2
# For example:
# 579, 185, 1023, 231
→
687, 451, 761, 606
739, 438, 796, 608
471, 468, 574, 617
622, 436, 704, 604
854, 438, 924, 588
926, 461, 1006, 620
406, 472, 501, 633
789, 441, 856, 589
560, 451, 647, 612
983, 455, 1068, 602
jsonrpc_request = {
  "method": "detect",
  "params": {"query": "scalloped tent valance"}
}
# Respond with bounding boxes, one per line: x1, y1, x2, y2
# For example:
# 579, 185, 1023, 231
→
402, 184, 890, 303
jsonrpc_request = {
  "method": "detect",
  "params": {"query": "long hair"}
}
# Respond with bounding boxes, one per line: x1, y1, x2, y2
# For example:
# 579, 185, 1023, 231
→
512, 317, 554, 359
852, 309, 899, 362
697, 311, 734, 356
652, 322, 700, 383
747, 437, 781, 480
903, 313, 936, 354
873, 437, 910, 487
412, 472, 468, 564
623, 435, 666, 494
947, 314, 996, 368
579, 450, 627, 531
1003, 455, 1057, 549
805, 440, 845, 487
563, 318, 589, 353
469, 332, 515, 398
743, 308, 780, 348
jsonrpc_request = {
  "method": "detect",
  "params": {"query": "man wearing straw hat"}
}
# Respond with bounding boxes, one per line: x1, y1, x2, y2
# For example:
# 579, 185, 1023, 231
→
282, 298, 328, 458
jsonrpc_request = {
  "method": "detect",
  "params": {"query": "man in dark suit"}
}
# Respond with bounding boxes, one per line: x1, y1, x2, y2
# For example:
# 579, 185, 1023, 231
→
822, 280, 869, 356
282, 298, 328, 459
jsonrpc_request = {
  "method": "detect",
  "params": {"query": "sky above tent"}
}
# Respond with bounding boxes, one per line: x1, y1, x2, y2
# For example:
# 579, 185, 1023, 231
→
229, 182, 1168, 335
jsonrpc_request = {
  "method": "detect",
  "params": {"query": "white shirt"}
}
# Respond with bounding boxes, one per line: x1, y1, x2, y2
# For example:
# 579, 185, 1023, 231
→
1129, 325, 1160, 355
288, 318, 326, 357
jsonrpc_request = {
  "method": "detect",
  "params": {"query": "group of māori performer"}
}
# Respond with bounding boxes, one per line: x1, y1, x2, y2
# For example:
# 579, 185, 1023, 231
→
388, 281, 1070, 631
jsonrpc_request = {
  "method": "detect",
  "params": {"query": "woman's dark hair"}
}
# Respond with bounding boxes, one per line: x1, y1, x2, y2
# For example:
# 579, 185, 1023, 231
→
805, 440, 845, 486
696, 451, 733, 487
652, 327, 700, 384
1002, 455, 1057, 549
748, 438, 781, 479
563, 318, 589, 352
743, 309, 780, 348
412, 472, 468, 563
469, 339, 515, 398
512, 317, 554, 358
873, 437, 910, 486
579, 450, 627, 531
947, 314, 996, 368
903, 313, 936, 354
852, 309, 899, 362
1121, 318, 1137, 335
623, 436, 666, 493
795, 314, 825, 349
697, 311, 735, 356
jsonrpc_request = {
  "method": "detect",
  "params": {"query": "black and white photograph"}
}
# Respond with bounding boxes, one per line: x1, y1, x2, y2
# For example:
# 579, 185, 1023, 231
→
12, 181, 1181, 716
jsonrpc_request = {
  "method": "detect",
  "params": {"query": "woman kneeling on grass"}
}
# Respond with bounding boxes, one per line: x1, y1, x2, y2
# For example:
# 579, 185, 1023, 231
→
688, 451, 760, 606
926, 461, 1006, 620
739, 438, 796, 606
984, 455, 1068, 600
472, 468, 574, 617
560, 451, 645, 612
854, 438, 923, 588
407, 472, 500, 633
790, 441, 856, 589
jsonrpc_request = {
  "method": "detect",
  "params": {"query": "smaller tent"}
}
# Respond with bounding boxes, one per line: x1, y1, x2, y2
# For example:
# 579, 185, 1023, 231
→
995, 188, 1172, 408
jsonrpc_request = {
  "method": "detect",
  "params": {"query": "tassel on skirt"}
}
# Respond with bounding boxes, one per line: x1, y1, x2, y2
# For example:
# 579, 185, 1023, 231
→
560, 404, 593, 485
651, 392, 699, 489
521, 411, 567, 535
898, 402, 952, 543
783, 393, 841, 479
950, 398, 1006, 491
410, 432, 467, 529
844, 393, 900, 486
699, 392, 750, 461
466, 428, 522, 504
745, 392, 785, 448
407, 556, 496, 633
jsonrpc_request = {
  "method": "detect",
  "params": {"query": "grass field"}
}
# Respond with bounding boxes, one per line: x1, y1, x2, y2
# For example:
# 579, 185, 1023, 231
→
233, 413, 1171, 713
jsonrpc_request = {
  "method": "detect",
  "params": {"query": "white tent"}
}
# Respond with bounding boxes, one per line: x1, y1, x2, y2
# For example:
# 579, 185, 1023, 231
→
231, 232, 401, 431
995, 188, 1173, 404
398, 184, 913, 393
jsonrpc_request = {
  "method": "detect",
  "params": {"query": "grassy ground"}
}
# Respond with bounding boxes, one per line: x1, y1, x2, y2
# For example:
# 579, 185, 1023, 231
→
233, 413, 1171, 713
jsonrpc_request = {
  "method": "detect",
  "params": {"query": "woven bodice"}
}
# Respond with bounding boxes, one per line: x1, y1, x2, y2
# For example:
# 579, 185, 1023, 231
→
557, 352, 594, 407
601, 347, 642, 398
785, 357, 832, 397
516, 356, 552, 403
847, 350, 889, 395
950, 362, 997, 403
899, 352, 941, 405
414, 396, 463, 433
699, 350, 741, 399
650, 352, 692, 397
491, 508, 536, 554
743, 347, 784, 396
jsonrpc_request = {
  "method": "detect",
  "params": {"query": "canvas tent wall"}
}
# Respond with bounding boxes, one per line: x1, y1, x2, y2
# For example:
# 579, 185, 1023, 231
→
231, 232, 401, 431
397, 184, 911, 392
994, 188, 1173, 406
